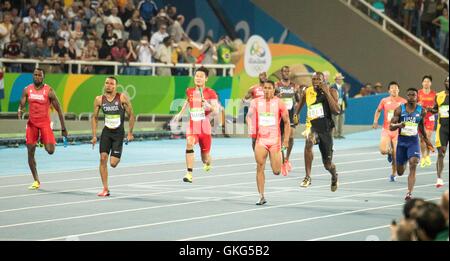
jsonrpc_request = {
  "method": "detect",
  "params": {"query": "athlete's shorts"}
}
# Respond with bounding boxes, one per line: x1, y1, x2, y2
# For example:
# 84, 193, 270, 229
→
424, 114, 436, 131
26, 121, 56, 145
100, 128, 125, 158
188, 133, 212, 153
381, 128, 399, 141
396, 140, 421, 165
312, 130, 334, 164
436, 123, 449, 148
256, 139, 281, 153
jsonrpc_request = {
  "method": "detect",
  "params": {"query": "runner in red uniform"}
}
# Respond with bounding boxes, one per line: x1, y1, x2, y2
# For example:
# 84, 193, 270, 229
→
243, 72, 267, 150
18, 68, 68, 190
173, 67, 219, 183
418, 75, 436, 167
372, 81, 407, 181
246, 80, 290, 205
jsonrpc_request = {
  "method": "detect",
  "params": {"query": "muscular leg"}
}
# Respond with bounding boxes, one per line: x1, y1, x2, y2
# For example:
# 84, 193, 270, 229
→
44, 144, 55, 155
201, 152, 211, 165
255, 144, 269, 199
286, 128, 295, 161
437, 146, 447, 179
110, 156, 120, 168
391, 138, 398, 176
407, 157, 420, 194
99, 152, 109, 190
304, 134, 314, 178
186, 136, 196, 171
27, 144, 39, 182
269, 149, 282, 175
379, 135, 392, 155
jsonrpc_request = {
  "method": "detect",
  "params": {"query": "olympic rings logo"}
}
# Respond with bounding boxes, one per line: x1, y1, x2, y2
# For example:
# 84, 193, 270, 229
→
117, 84, 136, 100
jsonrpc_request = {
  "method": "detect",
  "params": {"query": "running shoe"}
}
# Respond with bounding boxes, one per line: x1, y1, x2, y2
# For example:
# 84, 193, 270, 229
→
300, 176, 311, 188
183, 172, 193, 183
281, 163, 288, 176
285, 160, 292, 172
97, 189, 110, 197
256, 197, 267, 205
331, 174, 338, 192
420, 158, 426, 168
389, 175, 397, 182
28, 181, 40, 190
436, 178, 444, 188
405, 192, 412, 201
387, 153, 392, 163
203, 163, 211, 172
425, 156, 432, 166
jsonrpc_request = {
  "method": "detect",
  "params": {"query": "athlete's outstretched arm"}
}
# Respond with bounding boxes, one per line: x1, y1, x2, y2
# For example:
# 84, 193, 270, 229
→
18, 88, 28, 119
91, 96, 102, 147
418, 109, 434, 151
49, 88, 68, 137
294, 88, 306, 116
372, 104, 383, 129
121, 94, 135, 141
389, 107, 403, 131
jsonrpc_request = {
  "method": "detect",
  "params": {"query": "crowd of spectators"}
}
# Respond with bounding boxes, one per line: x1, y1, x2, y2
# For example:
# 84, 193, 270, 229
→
0, 0, 238, 76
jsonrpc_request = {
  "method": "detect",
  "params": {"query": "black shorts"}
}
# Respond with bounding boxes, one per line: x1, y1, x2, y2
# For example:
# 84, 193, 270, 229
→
313, 130, 334, 163
99, 128, 125, 158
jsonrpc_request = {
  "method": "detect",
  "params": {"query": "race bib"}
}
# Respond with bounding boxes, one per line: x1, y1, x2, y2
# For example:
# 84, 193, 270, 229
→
400, 121, 418, 136
439, 105, 449, 118
105, 114, 121, 129
190, 108, 206, 122
387, 110, 395, 121
259, 112, 276, 127
428, 114, 435, 121
308, 103, 325, 120
282, 98, 294, 110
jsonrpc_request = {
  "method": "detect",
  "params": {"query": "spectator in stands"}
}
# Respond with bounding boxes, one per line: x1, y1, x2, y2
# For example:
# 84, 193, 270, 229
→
420, 0, 438, 46
154, 36, 173, 76
0, 1, 12, 20
101, 23, 118, 54
151, 8, 172, 34
23, 7, 40, 28
96, 40, 113, 74
71, 21, 85, 51
123, 39, 137, 75
68, 37, 81, 60
403, 0, 417, 32
105, 7, 124, 40
433, 7, 449, 57
90, 8, 106, 40
136, 35, 154, 75
10, 8, 21, 27
57, 22, 71, 48
111, 38, 127, 73
331, 73, 347, 139
354, 85, 368, 98
0, 12, 13, 55
81, 39, 99, 74
371, 0, 386, 23
169, 15, 185, 43
374, 82, 385, 94
138, 0, 158, 35
52, 37, 69, 73
184, 46, 196, 64
3, 34, 22, 72
191, 36, 217, 76
40, 4, 55, 25
125, 10, 147, 42
150, 23, 169, 51
415, 201, 447, 241
118, 0, 135, 26
216, 35, 235, 76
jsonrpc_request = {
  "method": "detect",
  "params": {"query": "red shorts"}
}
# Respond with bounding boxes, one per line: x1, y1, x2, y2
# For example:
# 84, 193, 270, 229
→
256, 139, 281, 153
26, 121, 56, 145
188, 133, 212, 153
424, 117, 436, 131
381, 128, 399, 141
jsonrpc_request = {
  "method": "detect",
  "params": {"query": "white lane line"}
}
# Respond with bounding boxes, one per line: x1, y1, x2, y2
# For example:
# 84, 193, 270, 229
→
40, 183, 436, 241
177, 194, 441, 241
0, 151, 381, 188
0, 150, 380, 179
0, 164, 394, 213
307, 198, 441, 241
0, 156, 389, 199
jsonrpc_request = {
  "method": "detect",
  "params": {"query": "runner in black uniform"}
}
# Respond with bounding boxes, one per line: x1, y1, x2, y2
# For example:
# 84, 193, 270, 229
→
91, 76, 135, 197
276, 66, 300, 175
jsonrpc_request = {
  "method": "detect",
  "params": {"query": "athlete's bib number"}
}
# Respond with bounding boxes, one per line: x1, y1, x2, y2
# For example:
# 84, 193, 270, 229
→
400, 121, 418, 136
190, 108, 206, 122
259, 112, 276, 127
282, 98, 294, 110
439, 105, 449, 118
105, 114, 121, 129
308, 103, 325, 120
387, 110, 395, 121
